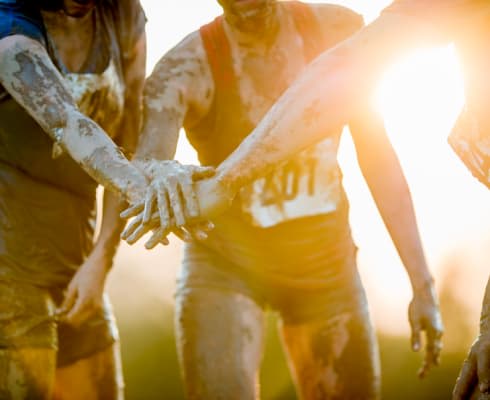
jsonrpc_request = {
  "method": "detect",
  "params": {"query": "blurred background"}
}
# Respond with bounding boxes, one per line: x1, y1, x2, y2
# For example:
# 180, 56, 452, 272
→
106, 0, 490, 398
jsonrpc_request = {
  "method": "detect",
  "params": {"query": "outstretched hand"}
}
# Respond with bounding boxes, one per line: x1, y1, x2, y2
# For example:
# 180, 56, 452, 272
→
408, 283, 444, 378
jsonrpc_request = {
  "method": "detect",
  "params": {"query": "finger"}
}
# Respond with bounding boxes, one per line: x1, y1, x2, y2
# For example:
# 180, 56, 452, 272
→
156, 182, 171, 231
64, 298, 92, 328
426, 326, 444, 367
120, 203, 144, 219
168, 183, 186, 226
187, 224, 210, 241
173, 227, 192, 242
411, 321, 422, 352
417, 329, 440, 379
477, 346, 490, 393
58, 286, 78, 316
202, 221, 215, 231
145, 227, 170, 249
142, 187, 156, 224
121, 214, 144, 240
180, 175, 200, 220
191, 165, 215, 180
453, 354, 477, 400
190, 228, 208, 241
126, 219, 158, 245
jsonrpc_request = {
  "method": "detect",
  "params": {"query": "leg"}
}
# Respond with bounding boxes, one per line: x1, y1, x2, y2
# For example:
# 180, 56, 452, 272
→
53, 342, 124, 400
0, 280, 57, 399
0, 348, 56, 400
52, 293, 121, 400
279, 281, 380, 400
176, 287, 265, 400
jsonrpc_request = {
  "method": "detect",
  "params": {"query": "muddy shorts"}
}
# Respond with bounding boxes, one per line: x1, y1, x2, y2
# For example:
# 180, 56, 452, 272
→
178, 229, 365, 325
0, 279, 118, 367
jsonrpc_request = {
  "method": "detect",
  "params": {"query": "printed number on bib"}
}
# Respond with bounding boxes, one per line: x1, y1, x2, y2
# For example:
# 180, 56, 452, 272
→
240, 138, 342, 227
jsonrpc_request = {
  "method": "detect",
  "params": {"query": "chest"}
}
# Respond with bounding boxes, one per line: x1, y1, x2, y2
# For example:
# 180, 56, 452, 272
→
42, 10, 95, 73
229, 25, 309, 125
41, 10, 125, 137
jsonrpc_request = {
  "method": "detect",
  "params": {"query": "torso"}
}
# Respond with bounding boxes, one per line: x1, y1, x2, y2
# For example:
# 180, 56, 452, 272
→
0, 2, 128, 287
187, 2, 347, 228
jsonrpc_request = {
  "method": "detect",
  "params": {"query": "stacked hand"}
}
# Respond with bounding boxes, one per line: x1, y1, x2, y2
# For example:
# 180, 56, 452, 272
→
409, 282, 444, 378
121, 159, 235, 248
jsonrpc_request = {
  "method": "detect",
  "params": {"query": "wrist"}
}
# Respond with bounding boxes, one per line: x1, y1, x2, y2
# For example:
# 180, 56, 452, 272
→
481, 311, 490, 335
411, 274, 434, 293
89, 246, 114, 272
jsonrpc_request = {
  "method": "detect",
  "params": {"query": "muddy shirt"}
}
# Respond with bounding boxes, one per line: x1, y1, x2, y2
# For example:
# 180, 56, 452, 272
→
0, 0, 145, 287
384, 0, 490, 188
183, 2, 363, 281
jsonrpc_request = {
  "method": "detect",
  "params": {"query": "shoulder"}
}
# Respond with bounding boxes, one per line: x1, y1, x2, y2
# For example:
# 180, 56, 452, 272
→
152, 30, 207, 73
305, 3, 364, 41
146, 30, 208, 90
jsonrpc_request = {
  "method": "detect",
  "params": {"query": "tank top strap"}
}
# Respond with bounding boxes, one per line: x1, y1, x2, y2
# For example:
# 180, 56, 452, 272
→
287, 1, 325, 62
199, 16, 236, 91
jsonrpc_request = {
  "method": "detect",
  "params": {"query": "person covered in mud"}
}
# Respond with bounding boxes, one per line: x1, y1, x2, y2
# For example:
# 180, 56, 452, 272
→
125, 1, 490, 399
0, 0, 151, 398
123, 1, 443, 398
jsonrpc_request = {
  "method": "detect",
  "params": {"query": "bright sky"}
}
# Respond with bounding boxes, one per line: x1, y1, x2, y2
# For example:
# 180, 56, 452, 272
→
113, 0, 490, 336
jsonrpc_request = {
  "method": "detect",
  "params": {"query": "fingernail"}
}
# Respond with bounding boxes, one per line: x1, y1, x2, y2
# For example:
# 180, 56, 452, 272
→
196, 232, 207, 241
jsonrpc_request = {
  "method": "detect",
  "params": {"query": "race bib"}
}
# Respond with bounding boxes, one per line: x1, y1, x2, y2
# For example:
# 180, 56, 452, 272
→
448, 107, 490, 189
240, 138, 342, 227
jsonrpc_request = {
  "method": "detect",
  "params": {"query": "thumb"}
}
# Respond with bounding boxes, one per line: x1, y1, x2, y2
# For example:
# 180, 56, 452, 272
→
58, 283, 78, 316
191, 166, 215, 180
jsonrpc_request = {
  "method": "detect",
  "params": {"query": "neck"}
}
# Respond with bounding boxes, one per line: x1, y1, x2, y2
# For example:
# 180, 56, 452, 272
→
223, 2, 280, 46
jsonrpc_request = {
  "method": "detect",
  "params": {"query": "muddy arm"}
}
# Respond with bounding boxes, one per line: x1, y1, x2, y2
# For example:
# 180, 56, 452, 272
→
349, 105, 443, 377
0, 35, 147, 203
212, 13, 439, 192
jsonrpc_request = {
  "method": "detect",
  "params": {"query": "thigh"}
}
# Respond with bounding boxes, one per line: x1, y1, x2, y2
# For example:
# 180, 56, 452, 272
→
279, 284, 380, 400
0, 348, 56, 400
53, 342, 123, 400
176, 283, 265, 400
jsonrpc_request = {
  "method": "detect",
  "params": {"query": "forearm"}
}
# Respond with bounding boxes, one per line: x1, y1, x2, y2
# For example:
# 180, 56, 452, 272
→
361, 147, 432, 290
0, 36, 147, 201
351, 108, 432, 291
136, 31, 211, 162
375, 181, 433, 291
480, 277, 490, 334
215, 13, 439, 192
134, 106, 184, 161
91, 190, 126, 271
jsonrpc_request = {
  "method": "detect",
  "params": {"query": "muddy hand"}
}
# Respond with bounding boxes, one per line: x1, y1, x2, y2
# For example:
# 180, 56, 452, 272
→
409, 283, 444, 378
123, 209, 214, 248
121, 159, 215, 244
453, 333, 490, 400
57, 253, 107, 328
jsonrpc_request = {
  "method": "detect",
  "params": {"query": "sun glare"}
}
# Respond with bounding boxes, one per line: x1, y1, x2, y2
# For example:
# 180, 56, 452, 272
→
375, 46, 464, 148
